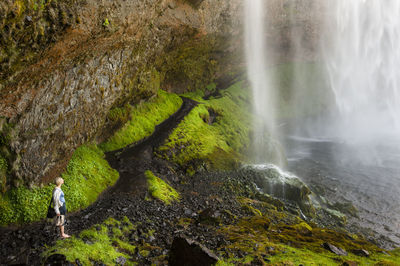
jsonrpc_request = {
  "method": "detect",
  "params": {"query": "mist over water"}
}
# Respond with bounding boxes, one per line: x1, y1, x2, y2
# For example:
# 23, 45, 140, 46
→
323, 0, 400, 145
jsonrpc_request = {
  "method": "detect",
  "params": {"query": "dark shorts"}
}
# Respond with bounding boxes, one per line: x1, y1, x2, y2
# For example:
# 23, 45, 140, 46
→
59, 203, 67, 215
55, 204, 67, 226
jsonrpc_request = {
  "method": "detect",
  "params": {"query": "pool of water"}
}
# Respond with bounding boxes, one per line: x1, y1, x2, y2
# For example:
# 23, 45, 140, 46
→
285, 135, 400, 249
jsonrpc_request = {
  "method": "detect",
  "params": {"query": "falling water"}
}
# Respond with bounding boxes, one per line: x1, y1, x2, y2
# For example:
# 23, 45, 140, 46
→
244, 0, 280, 164
324, 0, 400, 144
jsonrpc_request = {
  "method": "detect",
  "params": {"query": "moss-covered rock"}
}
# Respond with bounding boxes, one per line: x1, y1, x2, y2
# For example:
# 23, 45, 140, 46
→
145, 170, 180, 205
157, 37, 220, 93
0, 0, 79, 83
43, 217, 135, 265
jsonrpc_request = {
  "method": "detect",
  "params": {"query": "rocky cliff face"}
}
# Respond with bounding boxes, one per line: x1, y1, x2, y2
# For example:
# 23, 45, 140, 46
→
0, 0, 243, 187
0, 0, 322, 188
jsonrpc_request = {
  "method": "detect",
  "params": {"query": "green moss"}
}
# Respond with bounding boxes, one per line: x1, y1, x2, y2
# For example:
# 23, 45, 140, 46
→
103, 18, 110, 27
107, 104, 132, 124
145, 170, 180, 205
0, 144, 118, 225
0, 156, 7, 192
100, 90, 182, 152
217, 201, 400, 265
114, 239, 137, 254
44, 224, 126, 265
157, 37, 219, 92
43, 216, 140, 264
156, 81, 251, 171
1, 0, 78, 83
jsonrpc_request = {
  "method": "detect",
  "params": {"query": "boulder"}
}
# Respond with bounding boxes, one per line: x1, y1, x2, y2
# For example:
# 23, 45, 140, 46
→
44, 254, 74, 266
322, 242, 348, 256
352, 249, 370, 257
169, 237, 219, 266
198, 208, 221, 225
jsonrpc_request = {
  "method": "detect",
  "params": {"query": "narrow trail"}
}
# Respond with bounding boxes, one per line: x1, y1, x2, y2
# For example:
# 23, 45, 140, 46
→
0, 97, 198, 265
106, 97, 198, 195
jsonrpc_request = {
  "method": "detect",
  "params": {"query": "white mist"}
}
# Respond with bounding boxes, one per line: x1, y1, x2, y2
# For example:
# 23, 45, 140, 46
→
324, 0, 400, 144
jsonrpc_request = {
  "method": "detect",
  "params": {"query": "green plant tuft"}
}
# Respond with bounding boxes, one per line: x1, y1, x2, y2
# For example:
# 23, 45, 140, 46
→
145, 170, 180, 205
103, 18, 110, 27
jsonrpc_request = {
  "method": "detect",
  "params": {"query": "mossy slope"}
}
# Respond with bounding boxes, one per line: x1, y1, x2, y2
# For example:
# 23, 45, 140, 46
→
156, 81, 252, 172
43, 217, 137, 265
100, 90, 182, 152
217, 196, 400, 265
0, 145, 118, 225
145, 170, 180, 205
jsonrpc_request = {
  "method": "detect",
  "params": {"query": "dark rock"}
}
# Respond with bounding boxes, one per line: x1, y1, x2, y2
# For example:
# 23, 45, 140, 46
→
75, 258, 83, 266
251, 257, 266, 265
184, 208, 193, 216
169, 237, 218, 266
322, 242, 348, 256
44, 254, 67, 265
198, 208, 221, 225
352, 249, 369, 257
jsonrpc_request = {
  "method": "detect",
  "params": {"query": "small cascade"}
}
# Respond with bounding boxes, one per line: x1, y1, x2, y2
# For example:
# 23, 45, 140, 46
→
244, 0, 280, 164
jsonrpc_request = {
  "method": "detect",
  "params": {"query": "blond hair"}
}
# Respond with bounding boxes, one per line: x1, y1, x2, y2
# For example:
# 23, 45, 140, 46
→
55, 177, 64, 186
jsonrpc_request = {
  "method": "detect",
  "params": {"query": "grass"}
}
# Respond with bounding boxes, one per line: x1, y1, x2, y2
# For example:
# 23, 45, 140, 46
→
156, 81, 252, 172
100, 90, 182, 152
0, 144, 118, 225
43, 217, 137, 265
145, 170, 180, 205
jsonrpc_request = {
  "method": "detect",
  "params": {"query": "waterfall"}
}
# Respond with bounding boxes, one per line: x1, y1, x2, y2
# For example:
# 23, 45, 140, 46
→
324, 0, 400, 144
244, 0, 280, 164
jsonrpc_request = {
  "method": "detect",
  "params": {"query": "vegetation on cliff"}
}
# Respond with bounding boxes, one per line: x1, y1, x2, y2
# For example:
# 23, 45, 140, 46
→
156, 81, 252, 174
0, 0, 79, 84
0, 90, 182, 226
0, 144, 118, 225
100, 90, 182, 152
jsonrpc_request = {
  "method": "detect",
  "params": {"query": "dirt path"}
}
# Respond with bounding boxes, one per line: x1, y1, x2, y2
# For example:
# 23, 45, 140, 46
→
0, 97, 198, 265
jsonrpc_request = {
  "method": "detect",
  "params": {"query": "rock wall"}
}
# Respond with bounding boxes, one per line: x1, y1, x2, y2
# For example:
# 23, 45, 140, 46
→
0, 0, 322, 188
0, 0, 243, 187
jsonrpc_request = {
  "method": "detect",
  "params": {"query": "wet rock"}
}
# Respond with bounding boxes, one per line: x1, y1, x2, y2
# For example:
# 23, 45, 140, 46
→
184, 208, 194, 216
116, 256, 127, 265
322, 242, 348, 256
198, 208, 221, 225
44, 254, 68, 265
241, 165, 315, 217
169, 237, 219, 266
352, 249, 369, 257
